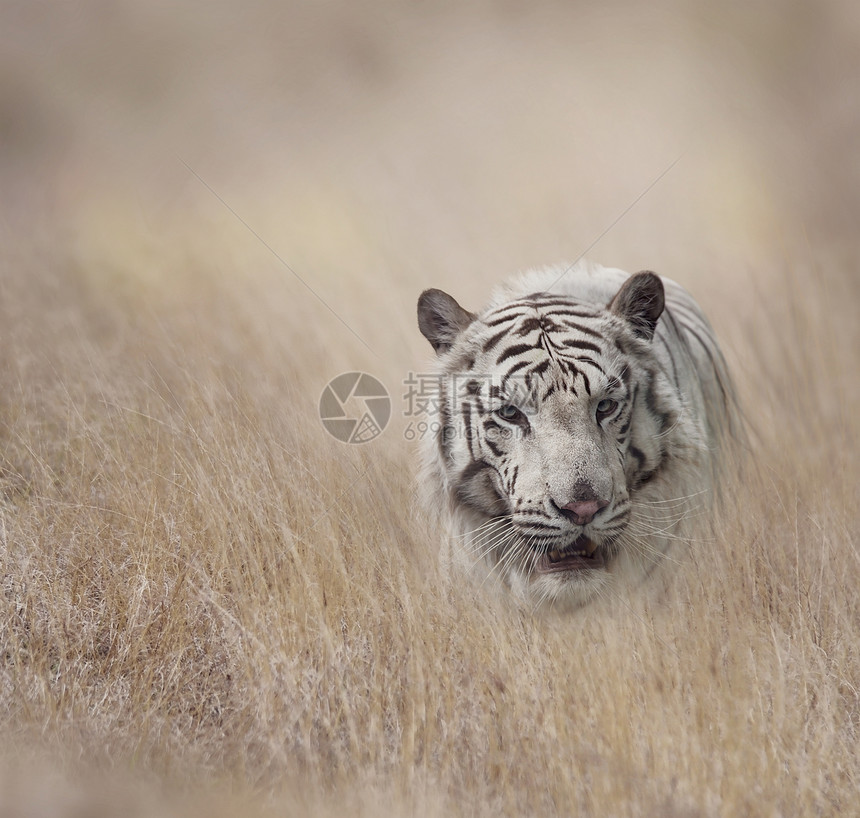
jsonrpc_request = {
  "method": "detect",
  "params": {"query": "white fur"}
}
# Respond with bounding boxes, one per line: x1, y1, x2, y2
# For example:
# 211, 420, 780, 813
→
418, 261, 738, 611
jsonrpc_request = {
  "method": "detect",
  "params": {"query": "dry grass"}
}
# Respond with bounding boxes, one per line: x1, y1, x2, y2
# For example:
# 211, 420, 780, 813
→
1, 1, 859, 815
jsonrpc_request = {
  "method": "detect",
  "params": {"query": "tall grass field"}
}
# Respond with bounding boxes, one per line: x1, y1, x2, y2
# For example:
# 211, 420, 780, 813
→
1, 2, 858, 814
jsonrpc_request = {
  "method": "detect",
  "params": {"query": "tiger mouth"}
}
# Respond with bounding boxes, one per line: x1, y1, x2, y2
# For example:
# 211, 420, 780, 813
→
535, 536, 606, 574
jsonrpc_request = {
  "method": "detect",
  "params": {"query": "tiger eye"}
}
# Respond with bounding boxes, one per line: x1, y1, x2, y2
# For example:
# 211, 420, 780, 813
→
596, 398, 618, 419
497, 405, 524, 421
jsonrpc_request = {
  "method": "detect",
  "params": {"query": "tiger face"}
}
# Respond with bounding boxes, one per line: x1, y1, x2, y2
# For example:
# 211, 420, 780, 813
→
418, 272, 687, 607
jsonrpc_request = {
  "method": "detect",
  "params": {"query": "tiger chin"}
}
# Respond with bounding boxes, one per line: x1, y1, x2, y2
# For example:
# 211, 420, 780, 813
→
416, 260, 738, 611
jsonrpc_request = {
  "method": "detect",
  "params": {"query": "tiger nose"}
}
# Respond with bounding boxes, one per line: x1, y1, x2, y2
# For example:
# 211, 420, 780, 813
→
559, 498, 608, 526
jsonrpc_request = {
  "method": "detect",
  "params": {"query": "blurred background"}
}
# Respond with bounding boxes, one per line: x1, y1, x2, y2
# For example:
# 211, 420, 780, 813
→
2, 0, 858, 369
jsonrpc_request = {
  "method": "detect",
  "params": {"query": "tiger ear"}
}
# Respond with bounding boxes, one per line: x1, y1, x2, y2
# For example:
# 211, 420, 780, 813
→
608, 271, 665, 341
417, 288, 477, 355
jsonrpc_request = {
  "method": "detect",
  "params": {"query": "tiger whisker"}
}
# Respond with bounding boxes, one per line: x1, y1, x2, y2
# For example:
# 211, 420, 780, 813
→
479, 529, 523, 587
630, 489, 709, 506
628, 520, 714, 543
467, 527, 516, 567
462, 517, 513, 550
613, 532, 681, 567
457, 515, 511, 540
464, 525, 511, 556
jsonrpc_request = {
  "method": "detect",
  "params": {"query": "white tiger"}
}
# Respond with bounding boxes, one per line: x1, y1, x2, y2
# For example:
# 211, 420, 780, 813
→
416, 260, 739, 609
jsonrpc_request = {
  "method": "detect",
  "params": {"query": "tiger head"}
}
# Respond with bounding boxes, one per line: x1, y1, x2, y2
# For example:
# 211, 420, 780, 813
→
417, 271, 693, 608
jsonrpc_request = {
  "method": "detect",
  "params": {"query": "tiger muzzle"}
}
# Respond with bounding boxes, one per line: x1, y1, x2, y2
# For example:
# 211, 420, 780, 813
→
558, 498, 608, 526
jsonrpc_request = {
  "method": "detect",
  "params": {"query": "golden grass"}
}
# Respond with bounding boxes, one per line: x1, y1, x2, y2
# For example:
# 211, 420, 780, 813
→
1, 209, 858, 816
1, 2, 859, 814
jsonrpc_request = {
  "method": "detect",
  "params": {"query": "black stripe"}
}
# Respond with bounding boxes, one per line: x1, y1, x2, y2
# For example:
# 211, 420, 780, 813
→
501, 359, 531, 389
545, 315, 604, 336
643, 373, 673, 434
512, 516, 563, 529
562, 339, 602, 354
454, 459, 508, 515
635, 469, 658, 487
573, 356, 605, 374
485, 437, 504, 457
436, 382, 452, 461
461, 402, 475, 458
669, 302, 712, 333
518, 521, 565, 532
514, 317, 544, 337
458, 458, 489, 483
676, 318, 730, 407
484, 307, 532, 327
451, 352, 476, 371
518, 298, 599, 313
628, 446, 646, 471
659, 310, 683, 387
627, 440, 669, 491
496, 343, 535, 365
630, 449, 669, 491
561, 358, 580, 379
526, 358, 551, 385
521, 292, 551, 300
559, 358, 579, 377
481, 326, 513, 353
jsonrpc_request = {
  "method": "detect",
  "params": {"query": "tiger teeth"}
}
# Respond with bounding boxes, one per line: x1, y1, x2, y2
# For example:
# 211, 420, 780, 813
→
548, 548, 587, 562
